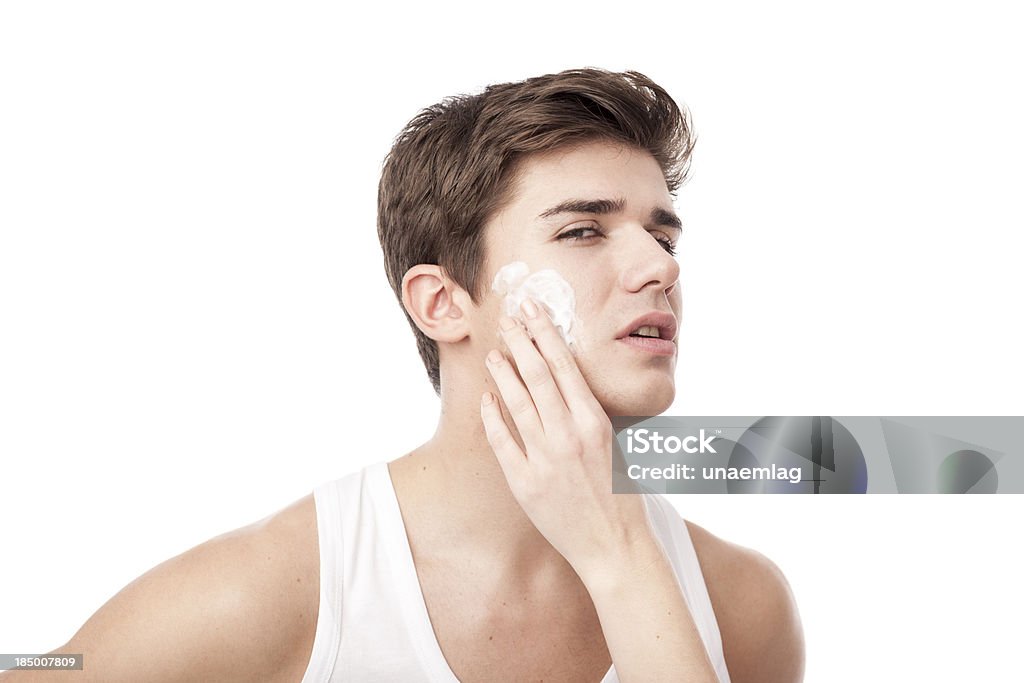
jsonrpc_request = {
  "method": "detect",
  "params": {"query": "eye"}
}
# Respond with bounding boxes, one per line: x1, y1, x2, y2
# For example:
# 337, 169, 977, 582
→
556, 225, 605, 242
655, 234, 678, 256
556, 225, 678, 256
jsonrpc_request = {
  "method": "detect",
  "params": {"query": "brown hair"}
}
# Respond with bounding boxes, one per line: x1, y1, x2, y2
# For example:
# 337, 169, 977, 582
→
377, 67, 695, 395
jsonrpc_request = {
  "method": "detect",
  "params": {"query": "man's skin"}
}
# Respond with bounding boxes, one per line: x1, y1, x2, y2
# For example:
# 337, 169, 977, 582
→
2, 140, 804, 682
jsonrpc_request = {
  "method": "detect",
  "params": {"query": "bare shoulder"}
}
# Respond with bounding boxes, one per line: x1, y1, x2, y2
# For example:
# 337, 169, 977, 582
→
1, 494, 320, 683
685, 520, 805, 683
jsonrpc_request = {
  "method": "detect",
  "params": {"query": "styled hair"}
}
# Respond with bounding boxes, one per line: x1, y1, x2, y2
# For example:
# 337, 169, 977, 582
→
377, 67, 695, 395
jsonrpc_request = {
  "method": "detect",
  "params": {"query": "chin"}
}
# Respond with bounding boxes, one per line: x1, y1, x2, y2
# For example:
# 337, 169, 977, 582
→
595, 378, 675, 418
577, 347, 677, 416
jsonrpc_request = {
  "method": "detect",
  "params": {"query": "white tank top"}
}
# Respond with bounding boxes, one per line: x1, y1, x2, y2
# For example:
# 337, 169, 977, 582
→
300, 462, 731, 682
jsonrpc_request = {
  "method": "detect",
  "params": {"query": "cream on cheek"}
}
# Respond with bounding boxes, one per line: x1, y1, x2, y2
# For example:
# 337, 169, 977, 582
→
490, 261, 584, 353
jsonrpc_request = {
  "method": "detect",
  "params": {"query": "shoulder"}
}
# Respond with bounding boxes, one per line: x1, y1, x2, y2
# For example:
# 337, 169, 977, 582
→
20, 494, 320, 683
685, 520, 805, 683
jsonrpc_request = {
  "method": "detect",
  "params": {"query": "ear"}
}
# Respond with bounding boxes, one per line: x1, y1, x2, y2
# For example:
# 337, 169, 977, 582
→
401, 264, 471, 343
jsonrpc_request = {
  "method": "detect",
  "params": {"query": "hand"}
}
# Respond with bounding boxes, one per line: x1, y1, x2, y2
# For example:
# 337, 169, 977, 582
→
479, 297, 654, 583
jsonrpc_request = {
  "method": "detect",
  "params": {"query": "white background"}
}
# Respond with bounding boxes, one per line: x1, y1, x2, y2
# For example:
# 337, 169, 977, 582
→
2, 1, 1022, 681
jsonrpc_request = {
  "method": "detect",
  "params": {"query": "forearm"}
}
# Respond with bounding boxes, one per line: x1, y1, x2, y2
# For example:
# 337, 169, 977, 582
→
580, 534, 718, 683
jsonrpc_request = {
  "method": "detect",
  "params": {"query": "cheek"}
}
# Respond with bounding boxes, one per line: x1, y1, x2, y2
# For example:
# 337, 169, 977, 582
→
472, 297, 507, 350
570, 289, 602, 340
670, 287, 683, 312
568, 262, 611, 307
563, 274, 616, 352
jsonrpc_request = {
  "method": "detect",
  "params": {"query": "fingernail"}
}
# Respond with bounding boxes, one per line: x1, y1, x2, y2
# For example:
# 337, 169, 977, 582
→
499, 316, 517, 331
521, 298, 538, 319
481, 392, 494, 406
487, 349, 503, 364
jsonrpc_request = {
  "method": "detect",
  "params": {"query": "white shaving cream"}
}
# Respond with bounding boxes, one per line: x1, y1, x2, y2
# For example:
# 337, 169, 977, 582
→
491, 261, 582, 351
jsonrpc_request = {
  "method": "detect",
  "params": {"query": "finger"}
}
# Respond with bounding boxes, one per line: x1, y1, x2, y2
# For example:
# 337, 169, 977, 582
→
497, 313, 571, 433
480, 391, 530, 483
519, 298, 603, 417
485, 346, 544, 447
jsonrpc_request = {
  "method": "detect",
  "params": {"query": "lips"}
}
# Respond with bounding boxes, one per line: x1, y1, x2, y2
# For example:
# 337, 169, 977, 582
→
616, 311, 678, 343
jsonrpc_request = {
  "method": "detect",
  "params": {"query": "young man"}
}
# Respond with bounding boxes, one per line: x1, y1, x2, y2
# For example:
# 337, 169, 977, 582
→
3, 68, 803, 682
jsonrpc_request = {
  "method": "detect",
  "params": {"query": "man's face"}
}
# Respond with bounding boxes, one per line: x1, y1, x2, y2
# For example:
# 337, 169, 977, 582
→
477, 139, 683, 416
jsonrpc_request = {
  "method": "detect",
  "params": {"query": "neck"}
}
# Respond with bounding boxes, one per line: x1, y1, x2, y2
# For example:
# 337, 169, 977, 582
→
388, 369, 572, 580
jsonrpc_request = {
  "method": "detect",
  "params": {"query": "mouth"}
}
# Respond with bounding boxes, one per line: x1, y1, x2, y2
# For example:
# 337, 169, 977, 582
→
627, 325, 668, 340
616, 312, 678, 357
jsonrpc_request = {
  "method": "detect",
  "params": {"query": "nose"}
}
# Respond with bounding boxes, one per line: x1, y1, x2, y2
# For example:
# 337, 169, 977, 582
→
619, 227, 681, 296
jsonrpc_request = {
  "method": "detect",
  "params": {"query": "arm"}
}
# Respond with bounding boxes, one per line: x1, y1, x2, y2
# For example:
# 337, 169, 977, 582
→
480, 301, 717, 681
480, 300, 804, 682
574, 516, 805, 683
580, 532, 720, 682
0, 495, 318, 683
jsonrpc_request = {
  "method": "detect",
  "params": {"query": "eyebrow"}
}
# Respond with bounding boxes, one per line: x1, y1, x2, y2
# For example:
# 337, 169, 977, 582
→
537, 197, 683, 231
